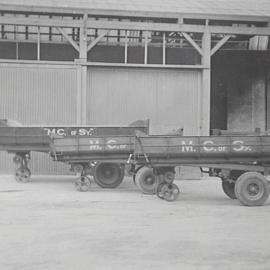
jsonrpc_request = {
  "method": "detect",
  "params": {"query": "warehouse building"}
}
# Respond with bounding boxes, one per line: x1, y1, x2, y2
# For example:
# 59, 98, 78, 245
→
0, 0, 270, 174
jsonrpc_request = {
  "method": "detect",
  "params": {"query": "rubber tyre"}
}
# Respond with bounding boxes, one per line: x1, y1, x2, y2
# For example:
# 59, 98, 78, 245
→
156, 183, 180, 201
222, 180, 237, 199
132, 165, 144, 184
75, 176, 91, 192
235, 172, 270, 206
94, 163, 124, 188
15, 167, 31, 183
134, 167, 157, 194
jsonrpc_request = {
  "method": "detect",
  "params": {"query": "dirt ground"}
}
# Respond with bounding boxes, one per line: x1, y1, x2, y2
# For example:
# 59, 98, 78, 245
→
0, 174, 270, 270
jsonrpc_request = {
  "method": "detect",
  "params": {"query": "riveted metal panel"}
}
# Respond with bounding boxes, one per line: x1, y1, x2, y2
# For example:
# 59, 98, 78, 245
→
0, 63, 77, 174
87, 67, 201, 136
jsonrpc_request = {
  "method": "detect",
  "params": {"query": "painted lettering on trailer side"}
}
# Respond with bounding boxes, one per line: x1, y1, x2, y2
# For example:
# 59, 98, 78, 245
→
88, 138, 128, 151
178, 139, 254, 153
44, 127, 95, 137
181, 141, 196, 153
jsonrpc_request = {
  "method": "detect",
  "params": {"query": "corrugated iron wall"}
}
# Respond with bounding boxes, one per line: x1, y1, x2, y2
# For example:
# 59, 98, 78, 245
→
0, 64, 202, 175
87, 68, 201, 135
0, 63, 77, 174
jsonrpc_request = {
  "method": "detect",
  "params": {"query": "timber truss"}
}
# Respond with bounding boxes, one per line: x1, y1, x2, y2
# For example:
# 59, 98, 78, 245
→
0, 8, 270, 66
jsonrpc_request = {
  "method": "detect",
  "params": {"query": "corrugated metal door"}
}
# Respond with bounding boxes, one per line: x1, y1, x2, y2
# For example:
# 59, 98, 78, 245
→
87, 68, 201, 135
0, 63, 77, 174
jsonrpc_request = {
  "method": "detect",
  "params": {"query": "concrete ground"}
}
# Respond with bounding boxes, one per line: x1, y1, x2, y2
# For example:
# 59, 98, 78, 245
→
0, 175, 270, 270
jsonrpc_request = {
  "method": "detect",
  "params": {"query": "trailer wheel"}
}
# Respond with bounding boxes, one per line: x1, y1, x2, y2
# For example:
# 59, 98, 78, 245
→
156, 183, 180, 202
75, 176, 91, 192
15, 167, 31, 183
135, 166, 157, 194
94, 163, 124, 188
163, 171, 175, 184
235, 172, 270, 206
132, 165, 144, 184
222, 180, 237, 199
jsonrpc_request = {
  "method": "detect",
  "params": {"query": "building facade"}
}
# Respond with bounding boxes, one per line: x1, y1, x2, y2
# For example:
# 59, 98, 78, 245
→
0, 0, 270, 173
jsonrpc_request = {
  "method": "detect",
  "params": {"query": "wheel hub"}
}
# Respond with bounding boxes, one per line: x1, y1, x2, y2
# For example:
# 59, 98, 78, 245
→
104, 168, 114, 178
144, 176, 155, 185
247, 183, 260, 196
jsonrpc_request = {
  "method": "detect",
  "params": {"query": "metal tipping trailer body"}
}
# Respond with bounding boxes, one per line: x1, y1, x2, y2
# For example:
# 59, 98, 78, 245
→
0, 120, 149, 185
0, 122, 149, 153
50, 134, 270, 206
134, 135, 270, 165
51, 135, 135, 163
51, 134, 270, 166
0, 127, 50, 152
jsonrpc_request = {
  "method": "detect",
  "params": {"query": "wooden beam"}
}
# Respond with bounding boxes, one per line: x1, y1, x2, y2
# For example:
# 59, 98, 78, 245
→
76, 65, 87, 125
76, 67, 82, 125
0, 59, 76, 67
162, 32, 166, 65
178, 17, 184, 24
182, 32, 203, 55
83, 62, 205, 69
201, 30, 211, 136
86, 20, 270, 36
15, 42, 18, 60
0, 16, 82, 28
56, 27, 80, 52
86, 12, 270, 24
144, 31, 148, 64
81, 65, 87, 124
0, 58, 204, 70
210, 25, 270, 35
0, 3, 269, 23
87, 30, 109, 52
86, 20, 205, 32
78, 14, 88, 125
124, 30, 128, 64
79, 14, 88, 59
1, 16, 270, 36
37, 26, 40, 60
211, 35, 231, 56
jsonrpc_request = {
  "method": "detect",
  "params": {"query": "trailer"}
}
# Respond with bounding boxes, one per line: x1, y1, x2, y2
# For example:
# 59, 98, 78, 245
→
50, 133, 270, 206
0, 119, 149, 185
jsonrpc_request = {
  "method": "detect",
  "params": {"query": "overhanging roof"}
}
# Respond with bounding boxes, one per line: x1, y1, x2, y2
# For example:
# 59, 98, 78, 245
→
0, 0, 270, 21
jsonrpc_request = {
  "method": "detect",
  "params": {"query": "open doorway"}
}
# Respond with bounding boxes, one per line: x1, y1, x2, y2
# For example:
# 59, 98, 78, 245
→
211, 51, 270, 133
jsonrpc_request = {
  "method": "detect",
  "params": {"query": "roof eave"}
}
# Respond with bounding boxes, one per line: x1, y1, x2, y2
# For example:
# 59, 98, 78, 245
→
0, 3, 269, 23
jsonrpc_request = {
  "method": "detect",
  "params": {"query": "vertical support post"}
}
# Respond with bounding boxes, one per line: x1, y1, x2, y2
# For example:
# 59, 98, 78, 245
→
77, 13, 88, 125
265, 74, 268, 131
162, 32, 166, 65
201, 29, 211, 135
79, 14, 88, 61
76, 67, 82, 125
144, 31, 148, 64
80, 65, 87, 125
15, 42, 19, 60
265, 36, 269, 131
37, 26, 40, 61
124, 30, 128, 64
